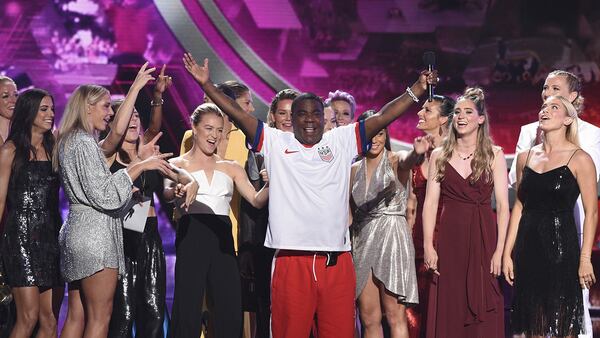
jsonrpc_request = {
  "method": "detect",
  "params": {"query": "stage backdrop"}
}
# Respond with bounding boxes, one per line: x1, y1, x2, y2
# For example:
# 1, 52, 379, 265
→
1, 0, 600, 335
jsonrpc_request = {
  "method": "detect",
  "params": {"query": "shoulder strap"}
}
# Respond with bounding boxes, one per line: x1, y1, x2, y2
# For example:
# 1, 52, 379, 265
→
566, 149, 580, 166
524, 149, 533, 167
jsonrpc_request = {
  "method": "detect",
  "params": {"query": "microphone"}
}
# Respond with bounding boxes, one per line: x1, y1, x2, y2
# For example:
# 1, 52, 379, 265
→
423, 51, 436, 102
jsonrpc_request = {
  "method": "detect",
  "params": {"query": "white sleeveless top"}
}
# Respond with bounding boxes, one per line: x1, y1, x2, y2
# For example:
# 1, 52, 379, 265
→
183, 170, 233, 216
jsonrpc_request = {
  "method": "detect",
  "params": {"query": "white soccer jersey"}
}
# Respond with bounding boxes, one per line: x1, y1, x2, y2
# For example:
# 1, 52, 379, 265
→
250, 121, 369, 251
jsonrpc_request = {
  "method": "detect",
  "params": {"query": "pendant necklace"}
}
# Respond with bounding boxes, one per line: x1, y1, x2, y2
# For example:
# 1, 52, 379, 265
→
457, 151, 474, 161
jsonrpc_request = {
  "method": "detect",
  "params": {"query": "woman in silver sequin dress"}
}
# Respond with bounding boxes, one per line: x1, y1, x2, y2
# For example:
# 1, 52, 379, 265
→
351, 110, 430, 338
53, 78, 173, 337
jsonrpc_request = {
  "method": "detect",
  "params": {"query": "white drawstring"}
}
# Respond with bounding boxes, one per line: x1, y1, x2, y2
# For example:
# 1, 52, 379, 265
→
312, 253, 318, 282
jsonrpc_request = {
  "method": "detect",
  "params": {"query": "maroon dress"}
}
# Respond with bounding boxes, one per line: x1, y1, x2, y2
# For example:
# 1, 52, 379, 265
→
426, 163, 504, 338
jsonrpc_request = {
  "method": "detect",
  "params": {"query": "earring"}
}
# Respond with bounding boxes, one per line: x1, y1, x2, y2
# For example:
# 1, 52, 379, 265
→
438, 126, 443, 136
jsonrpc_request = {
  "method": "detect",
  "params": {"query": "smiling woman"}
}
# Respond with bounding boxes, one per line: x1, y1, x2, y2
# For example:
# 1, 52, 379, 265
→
166, 103, 269, 338
53, 80, 173, 338
0, 76, 18, 146
0, 89, 64, 338
423, 87, 509, 338
325, 90, 356, 127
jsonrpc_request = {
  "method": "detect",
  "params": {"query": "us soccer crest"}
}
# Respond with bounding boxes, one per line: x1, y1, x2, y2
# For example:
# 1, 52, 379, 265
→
318, 146, 334, 162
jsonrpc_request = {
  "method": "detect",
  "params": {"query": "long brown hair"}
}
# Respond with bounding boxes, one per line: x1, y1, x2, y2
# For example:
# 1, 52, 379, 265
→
435, 87, 496, 184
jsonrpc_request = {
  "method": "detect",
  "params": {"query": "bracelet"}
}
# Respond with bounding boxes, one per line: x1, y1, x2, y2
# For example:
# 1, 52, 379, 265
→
406, 87, 419, 103
150, 98, 164, 106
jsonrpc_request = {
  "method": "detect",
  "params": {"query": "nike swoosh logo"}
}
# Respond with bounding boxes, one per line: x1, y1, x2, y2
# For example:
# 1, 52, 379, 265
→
284, 149, 299, 154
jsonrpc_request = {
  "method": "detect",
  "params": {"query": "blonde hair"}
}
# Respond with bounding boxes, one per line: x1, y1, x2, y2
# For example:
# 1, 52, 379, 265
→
547, 70, 584, 114
0, 76, 15, 86
545, 95, 580, 147
190, 103, 224, 126
52, 85, 110, 171
435, 87, 496, 184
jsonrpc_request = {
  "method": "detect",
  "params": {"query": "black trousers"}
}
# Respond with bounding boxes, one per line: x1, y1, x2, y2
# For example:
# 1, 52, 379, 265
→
108, 217, 167, 338
168, 214, 242, 338
247, 246, 275, 338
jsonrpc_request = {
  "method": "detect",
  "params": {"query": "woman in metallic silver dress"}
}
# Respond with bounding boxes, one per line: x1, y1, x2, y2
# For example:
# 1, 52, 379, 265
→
53, 64, 174, 338
351, 110, 431, 338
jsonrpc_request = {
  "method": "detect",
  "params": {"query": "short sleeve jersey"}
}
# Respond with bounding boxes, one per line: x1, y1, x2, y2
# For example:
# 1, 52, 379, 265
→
250, 121, 369, 251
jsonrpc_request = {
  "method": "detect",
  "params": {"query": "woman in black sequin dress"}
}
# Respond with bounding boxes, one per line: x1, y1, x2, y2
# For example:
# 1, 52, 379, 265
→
0, 89, 63, 337
105, 67, 176, 338
503, 96, 598, 337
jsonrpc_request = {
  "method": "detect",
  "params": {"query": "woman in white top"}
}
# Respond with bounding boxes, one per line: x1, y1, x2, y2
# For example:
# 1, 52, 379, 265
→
165, 103, 268, 338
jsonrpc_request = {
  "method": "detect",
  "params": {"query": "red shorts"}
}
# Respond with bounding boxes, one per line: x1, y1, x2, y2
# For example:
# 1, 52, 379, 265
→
270, 250, 356, 338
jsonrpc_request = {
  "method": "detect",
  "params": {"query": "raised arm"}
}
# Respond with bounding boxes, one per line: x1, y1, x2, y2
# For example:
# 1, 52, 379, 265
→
363, 71, 437, 140
503, 150, 528, 286
183, 54, 258, 141
144, 64, 173, 143
574, 151, 598, 289
101, 62, 156, 157
491, 148, 509, 278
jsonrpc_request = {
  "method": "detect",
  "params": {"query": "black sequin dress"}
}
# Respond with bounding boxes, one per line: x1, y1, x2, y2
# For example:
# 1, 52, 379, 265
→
107, 160, 166, 338
1, 161, 62, 287
511, 150, 584, 336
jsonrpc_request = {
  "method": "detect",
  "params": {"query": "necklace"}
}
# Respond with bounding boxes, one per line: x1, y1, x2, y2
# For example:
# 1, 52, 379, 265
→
456, 151, 474, 161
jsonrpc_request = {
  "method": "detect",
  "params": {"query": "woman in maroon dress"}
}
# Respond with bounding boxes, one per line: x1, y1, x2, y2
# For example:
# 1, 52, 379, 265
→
406, 95, 454, 338
422, 87, 509, 338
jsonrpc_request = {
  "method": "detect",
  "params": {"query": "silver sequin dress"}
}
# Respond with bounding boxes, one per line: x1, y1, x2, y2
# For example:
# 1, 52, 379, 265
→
351, 150, 418, 305
58, 130, 133, 282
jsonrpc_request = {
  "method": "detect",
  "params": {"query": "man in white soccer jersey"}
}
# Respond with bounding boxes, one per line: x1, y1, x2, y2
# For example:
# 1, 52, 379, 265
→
183, 53, 436, 338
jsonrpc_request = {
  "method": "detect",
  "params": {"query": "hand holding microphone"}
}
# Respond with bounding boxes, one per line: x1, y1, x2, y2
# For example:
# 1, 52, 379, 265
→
410, 63, 438, 101
423, 51, 437, 102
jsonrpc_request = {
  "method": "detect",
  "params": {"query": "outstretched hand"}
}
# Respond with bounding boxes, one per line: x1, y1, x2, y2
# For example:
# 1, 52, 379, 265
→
138, 132, 163, 160
178, 180, 199, 211
132, 62, 156, 92
413, 134, 434, 155
183, 53, 209, 85
141, 153, 174, 177
154, 64, 173, 94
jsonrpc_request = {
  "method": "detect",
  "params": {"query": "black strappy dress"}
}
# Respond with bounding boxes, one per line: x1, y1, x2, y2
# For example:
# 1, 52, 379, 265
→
511, 149, 584, 336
